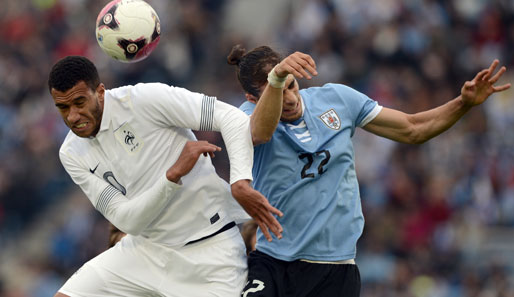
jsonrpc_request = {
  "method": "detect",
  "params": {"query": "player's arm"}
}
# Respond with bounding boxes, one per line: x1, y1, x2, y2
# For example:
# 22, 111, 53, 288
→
211, 101, 284, 241
60, 152, 181, 235
250, 52, 317, 145
60, 141, 218, 236
131, 84, 251, 185
363, 60, 510, 144
134, 84, 284, 240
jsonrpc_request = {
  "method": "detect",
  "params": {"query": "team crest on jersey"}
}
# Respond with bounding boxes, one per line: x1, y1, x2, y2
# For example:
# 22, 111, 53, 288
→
319, 109, 341, 130
114, 122, 143, 154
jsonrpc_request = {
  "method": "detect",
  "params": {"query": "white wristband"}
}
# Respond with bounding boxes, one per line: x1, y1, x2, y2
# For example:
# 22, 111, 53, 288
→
267, 66, 287, 89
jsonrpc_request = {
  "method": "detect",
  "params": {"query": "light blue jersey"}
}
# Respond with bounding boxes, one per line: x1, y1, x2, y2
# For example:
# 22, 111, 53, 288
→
240, 83, 381, 262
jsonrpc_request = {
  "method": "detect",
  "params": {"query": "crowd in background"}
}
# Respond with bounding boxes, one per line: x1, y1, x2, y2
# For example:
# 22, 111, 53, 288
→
1, 0, 513, 296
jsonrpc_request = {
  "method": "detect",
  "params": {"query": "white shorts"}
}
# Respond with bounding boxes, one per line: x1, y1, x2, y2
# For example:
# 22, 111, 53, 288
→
58, 226, 247, 297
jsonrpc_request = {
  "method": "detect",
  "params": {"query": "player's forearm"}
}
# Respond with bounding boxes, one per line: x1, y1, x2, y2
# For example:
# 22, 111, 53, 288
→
408, 95, 472, 143
102, 174, 181, 235
213, 101, 254, 184
365, 97, 472, 144
250, 85, 282, 145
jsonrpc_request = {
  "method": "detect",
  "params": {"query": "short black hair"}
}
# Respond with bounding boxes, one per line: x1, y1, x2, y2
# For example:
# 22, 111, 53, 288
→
48, 56, 100, 93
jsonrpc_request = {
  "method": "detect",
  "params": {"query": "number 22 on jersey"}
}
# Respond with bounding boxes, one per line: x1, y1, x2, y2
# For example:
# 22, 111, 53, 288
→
299, 150, 330, 179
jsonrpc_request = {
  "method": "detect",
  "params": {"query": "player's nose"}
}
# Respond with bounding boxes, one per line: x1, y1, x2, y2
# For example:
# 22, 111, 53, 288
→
283, 95, 296, 107
67, 106, 81, 123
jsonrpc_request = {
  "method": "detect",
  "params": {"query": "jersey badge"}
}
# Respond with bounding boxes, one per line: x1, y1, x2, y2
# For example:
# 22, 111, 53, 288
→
319, 109, 341, 130
114, 122, 144, 154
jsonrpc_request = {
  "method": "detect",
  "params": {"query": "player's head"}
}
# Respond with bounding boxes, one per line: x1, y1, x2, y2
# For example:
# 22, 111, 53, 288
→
227, 44, 281, 97
48, 56, 105, 138
227, 45, 303, 122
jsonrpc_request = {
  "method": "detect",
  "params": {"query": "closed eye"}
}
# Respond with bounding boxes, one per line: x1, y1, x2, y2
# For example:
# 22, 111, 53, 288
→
74, 97, 87, 106
75, 100, 86, 107
55, 103, 69, 110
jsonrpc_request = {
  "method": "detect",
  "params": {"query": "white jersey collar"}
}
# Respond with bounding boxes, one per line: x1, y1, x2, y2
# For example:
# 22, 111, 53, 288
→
97, 91, 112, 135
300, 95, 305, 117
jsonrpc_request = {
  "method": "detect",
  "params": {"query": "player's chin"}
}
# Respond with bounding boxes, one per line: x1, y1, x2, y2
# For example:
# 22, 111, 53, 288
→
72, 126, 94, 138
281, 110, 301, 122
73, 131, 91, 138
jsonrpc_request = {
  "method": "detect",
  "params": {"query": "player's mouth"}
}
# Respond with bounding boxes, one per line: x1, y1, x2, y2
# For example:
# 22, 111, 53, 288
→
73, 122, 89, 131
282, 102, 299, 116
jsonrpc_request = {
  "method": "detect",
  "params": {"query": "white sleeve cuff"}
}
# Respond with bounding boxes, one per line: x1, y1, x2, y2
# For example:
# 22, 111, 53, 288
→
358, 104, 383, 127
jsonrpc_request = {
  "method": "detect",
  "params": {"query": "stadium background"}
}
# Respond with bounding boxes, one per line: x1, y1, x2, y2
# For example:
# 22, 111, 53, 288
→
1, 0, 514, 296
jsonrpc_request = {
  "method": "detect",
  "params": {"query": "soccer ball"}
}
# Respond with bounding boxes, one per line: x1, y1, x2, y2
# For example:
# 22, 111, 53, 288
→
95, 0, 161, 63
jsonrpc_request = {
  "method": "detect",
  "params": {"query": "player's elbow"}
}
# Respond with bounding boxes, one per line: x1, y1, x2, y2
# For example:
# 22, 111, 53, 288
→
399, 116, 429, 144
114, 221, 144, 236
105, 209, 145, 236
251, 125, 273, 145
404, 126, 429, 144
252, 133, 272, 146
410, 136, 429, 144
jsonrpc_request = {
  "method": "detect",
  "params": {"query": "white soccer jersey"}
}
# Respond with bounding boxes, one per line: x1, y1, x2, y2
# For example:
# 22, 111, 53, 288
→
59, 83, 252, 246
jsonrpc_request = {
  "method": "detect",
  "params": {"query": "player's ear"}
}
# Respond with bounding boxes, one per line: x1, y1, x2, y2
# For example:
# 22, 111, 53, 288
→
96, 83, 105, 96
97, 83, 106, 104
246, 93, 258, 104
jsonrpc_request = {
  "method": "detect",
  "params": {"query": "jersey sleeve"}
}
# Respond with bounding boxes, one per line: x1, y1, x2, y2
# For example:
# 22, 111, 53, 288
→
325, 83, 382, 128
129, 82, 211, 130
239, 101, 257, 116
129, 83, 253, 184
59, 147, 182, 235
212, 100, 254, 184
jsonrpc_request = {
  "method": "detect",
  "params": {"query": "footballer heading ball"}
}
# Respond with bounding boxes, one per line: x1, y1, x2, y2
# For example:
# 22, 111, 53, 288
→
96, 0, 161, 63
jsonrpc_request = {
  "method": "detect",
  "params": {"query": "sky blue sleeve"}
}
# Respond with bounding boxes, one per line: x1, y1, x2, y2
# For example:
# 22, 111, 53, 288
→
326, 83, 377, 127
239, 101, 256, 116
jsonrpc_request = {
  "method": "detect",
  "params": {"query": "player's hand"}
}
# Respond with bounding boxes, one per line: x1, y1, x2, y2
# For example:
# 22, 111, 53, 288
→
166, 140, 221, 183
231, 180, 283, 242
274, 51, 318, 80
461, 59, 511, 107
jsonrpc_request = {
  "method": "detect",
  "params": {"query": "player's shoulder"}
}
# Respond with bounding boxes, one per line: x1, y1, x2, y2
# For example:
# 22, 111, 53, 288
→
107, 83, 150, 100
106, 83, 163, 111
131, 82, 201, 96
239, 100, 256, 114
301, 83, 367, 105
302, 83, 356, 96
109, 82, 203, 107
106, 84, 134, 98
106, 82, 172, 99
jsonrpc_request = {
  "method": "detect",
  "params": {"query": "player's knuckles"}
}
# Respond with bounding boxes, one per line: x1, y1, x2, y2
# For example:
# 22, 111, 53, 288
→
298, 59, 308, 66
